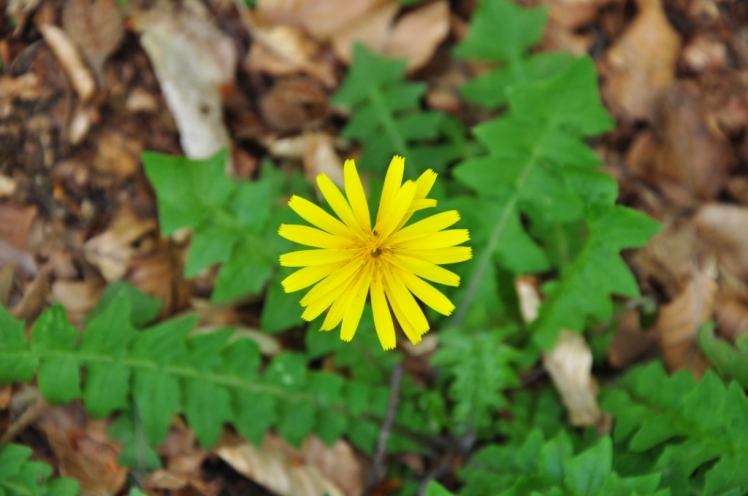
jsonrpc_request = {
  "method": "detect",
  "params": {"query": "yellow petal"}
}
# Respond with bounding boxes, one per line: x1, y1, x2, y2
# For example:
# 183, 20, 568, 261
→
370, 267, 395, 350
376, 155, 404, 226
281, 262, 345, 292
407, 199, 437, 214
300, 256, 365, 306
375, 180, 417, 240
393, 229, 470, 250
398, 246, 473, 265
382, 267, 429, 341
320, 265, 361, 330
288, 195, 356, 239
394, 267, 455, 316
385, 253, 460, 287
390, 210, 461, 243
279, 224, 355, 249
414, 169, 437, 200
280, 249, 358, 267
343, 159, 371, 231
341, 261, 372, 342
301, 276, 356, 322
317, 174, 363, 235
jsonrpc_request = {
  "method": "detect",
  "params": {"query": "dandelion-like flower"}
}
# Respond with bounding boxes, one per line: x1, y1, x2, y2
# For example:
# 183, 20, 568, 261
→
278, 156, 471, 350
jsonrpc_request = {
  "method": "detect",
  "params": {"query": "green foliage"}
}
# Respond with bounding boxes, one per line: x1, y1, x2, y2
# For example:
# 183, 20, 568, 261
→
143, 151, 305, 332
0, 444, 79, 496
601, 362, 748, 495
427, 481, 456, 496
431, 327, 525, 433
699, 324, 748, 388
459, 430, 669, 496
0, 296, 431, 462
332, 44, 465, 177
455, 0, 575, 108
451, 56, 660, 348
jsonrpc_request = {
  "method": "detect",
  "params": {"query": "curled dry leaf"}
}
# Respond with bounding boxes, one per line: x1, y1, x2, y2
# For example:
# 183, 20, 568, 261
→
6, 0, 42, 34
127, 238, 191, 316
655, 262, 716, 376
692, 203, 748, 285
11, 267, 49, 321
62, 0, 124, 83
257, 0, 449, 72
36, 404, 127, 496
600, 0, 680, 121
131, 0, 235, 161
84, 207, 158, 281
543, 331, 606, 429
38, 24, 97, 103
245, 23, 337, 88
215, 434, 362, 496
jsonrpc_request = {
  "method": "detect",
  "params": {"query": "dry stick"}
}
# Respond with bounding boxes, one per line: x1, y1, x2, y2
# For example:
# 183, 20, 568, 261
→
0, 395, 50, 444
364, 363, 404, 495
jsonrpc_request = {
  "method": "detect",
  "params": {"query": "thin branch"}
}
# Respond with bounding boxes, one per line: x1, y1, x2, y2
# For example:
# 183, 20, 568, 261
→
364, 363, 403, 495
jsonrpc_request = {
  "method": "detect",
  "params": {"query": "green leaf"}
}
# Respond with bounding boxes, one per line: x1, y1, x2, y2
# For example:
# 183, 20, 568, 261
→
31, 305, 81, 404
699, 324, 748, 388
0, 305, 35, 383
332, 44, 461, 177
0, 444, 80, 496
432, 327, 524, 432
85, 281, 162, 328
142, 149, 235, 235
426, 481, 455, 496
260, 269, 305, 333
212, 234, 275, 302
185, 219, 241, 277
565, 437, 612, 496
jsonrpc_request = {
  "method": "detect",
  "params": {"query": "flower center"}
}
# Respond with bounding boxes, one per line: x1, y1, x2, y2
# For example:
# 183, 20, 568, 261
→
361, 228, 387, 259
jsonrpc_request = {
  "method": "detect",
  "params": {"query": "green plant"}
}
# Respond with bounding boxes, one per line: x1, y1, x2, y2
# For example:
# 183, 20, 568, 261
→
455, 0, 575, 108
0, 289, 432, 466
332, 44, 467, 177
601, 362, 748, 495
699, 324, 748, 388
0, 444, 79, 496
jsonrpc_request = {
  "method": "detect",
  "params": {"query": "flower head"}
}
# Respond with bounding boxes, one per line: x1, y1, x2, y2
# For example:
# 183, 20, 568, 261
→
278, 156, 471, 350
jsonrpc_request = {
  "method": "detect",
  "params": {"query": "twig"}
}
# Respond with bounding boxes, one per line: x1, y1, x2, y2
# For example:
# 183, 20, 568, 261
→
1, 394, 50, 444
364, 363, 403, 495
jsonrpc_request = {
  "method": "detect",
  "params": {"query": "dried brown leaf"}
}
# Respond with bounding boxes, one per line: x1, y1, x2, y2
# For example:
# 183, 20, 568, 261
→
382, 0, 450, 71
268, 132, 344, 189
600, 0, 680, 120
714, 287, 748, 340
215, 434, 362, 496
37, 404, 127, 496
543, 331, 606, 429
62, 0, 124, 82
692, 203, 748, 285
38, 24, 97, 103
259, 77, 328, 133
52, 279, 105, 327
607, 309, 658, 368
655, 263, 715, 375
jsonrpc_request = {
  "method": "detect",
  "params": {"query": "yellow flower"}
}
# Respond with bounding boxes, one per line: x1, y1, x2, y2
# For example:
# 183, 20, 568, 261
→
278, 156, 472, 350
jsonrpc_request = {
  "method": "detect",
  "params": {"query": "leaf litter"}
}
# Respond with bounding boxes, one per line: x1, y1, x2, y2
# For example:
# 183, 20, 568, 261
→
3, 0, 748, 493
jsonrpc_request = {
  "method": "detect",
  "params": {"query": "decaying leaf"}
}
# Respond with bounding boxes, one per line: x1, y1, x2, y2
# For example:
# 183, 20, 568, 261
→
83, 207, 158, 281
52, 279, 105, 326
607, 308, 658, 369
600, 0, 680, 120
131, 0, 235, 161
260, 77, 328, 133
36, 404, 127, 496
655, 262, 715, 376
543, 331, 607, 429
714, 287, 748, 340
62, 0, 124, 82
215, 434, 362, 496
692, 203, 748, 285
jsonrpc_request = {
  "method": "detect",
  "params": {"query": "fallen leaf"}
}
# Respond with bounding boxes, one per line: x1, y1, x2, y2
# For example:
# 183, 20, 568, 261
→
0, 263, 16, 306
52, 279, 105, 326
62, 0, 124, 83
714, 287, 748, 340
0, 203, 37, 250
132, 0, 235, 161
38, 24, 97, 103
92, 131, 141, 178
11, 267, 49, 321
650, 82, 735, 203
630, 218, 700, 299
692, 203, 748, 285
600, 0, 681, 121
655, 262, 715, 375
259, 77, 328, 133
37, 404, 127, 496
607, 309, 659, 368
127, 238, 191, 316
257, 0, 387, 39
681, 34, 727, 73
0, 74, 41, 119
378, 0, 450, 71
215, 433, 362, 496
6, 0, 42, 34
84, 207, 158, 281
543, 331, 607, 429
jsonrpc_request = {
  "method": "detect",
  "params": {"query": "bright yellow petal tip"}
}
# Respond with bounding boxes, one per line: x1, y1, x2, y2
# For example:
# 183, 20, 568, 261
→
277, 156, 471, 350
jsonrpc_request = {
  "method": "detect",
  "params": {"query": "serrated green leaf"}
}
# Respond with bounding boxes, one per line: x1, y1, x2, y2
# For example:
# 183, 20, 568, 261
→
0, 305, 35, 383
565, 437, 612, 496
426, 481, 455, 496
32, 305, 81, 404
183, 378, 232, 448
133, 368, 180, 445
260, 269, 305, 333
212, 234, 275, 302
185, 219, 241, 277
85, 281, 161, 328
